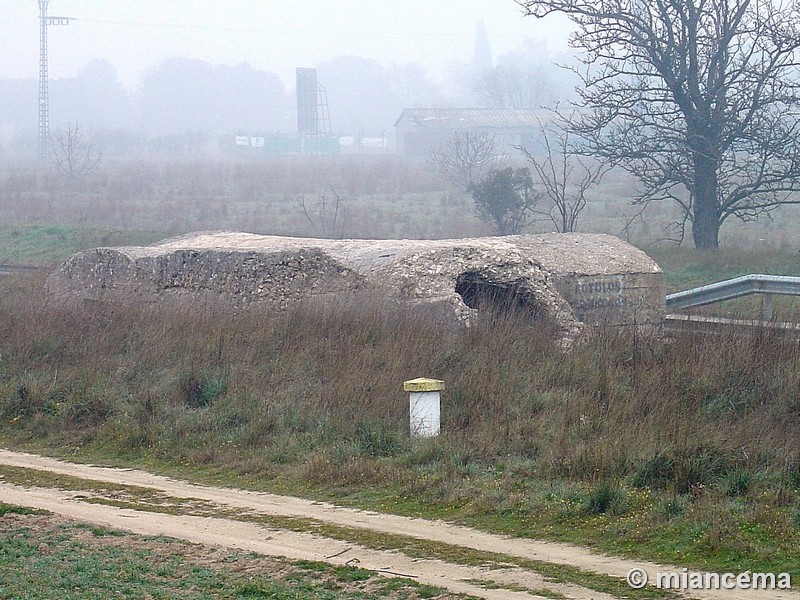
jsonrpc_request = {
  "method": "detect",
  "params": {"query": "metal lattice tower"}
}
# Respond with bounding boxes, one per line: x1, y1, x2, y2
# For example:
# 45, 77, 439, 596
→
295, 68, 332, 154
38, 0, 49, 160
38, 1, 71, 161
316, 83, 331, 138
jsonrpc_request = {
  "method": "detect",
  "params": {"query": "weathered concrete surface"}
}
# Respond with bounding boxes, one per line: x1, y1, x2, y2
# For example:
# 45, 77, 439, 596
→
47, 231, 665, 335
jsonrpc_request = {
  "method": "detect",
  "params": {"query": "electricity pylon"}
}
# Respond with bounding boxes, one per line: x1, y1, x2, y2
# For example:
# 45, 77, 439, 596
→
38, 0, 72, 160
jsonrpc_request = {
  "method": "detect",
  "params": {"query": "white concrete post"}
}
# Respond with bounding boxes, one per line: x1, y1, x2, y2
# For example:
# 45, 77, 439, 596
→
403, 377, 444, 438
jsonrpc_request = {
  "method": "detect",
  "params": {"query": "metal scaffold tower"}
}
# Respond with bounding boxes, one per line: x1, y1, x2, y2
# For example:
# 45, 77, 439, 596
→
38, 0, 71, 161
296, 68, 333, 154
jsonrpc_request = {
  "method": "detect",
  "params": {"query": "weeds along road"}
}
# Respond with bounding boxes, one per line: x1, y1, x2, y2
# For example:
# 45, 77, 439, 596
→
0, 449, 796, 600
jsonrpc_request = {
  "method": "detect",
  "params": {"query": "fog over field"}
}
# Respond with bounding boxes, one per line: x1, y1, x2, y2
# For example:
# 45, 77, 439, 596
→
0, 0, 577, 152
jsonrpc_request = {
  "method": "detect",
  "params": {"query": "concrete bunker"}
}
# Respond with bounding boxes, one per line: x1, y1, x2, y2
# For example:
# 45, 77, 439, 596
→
47, 231, 666, 342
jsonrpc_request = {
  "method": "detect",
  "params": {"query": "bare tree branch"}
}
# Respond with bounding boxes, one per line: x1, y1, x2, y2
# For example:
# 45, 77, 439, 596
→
299, 186, 349, 238
50, 122, 101, 178
474, 60, 556, 108
428, 131, 507, 192
517, 114, 610, 232
516, 0, 800, 249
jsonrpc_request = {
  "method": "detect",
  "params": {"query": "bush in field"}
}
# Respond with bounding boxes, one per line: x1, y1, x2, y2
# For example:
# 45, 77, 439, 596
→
468, 167, 539, 235
585, 481, 626, 515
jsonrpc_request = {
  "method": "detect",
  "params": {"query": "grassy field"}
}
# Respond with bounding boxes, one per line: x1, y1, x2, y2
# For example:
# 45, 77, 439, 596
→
3, 157, 800, 592
0, 158, 485, 242
3, 156, 800, 249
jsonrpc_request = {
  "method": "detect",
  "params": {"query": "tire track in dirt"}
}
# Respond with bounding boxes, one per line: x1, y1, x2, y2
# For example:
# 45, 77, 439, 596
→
0, 482, 607, 600
0, 449, 797, 599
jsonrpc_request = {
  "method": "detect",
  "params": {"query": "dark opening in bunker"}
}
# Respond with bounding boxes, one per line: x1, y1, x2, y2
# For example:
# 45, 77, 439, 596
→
455, 271, 544, 321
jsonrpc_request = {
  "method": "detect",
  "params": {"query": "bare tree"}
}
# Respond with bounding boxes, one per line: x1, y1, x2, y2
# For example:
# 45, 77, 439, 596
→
469, 167, 539, 235
517, 0, 800, 250
50, 122, 101, 177
519, 118, 609, 232
428, 131, 507, 192
299, 186, 349, 238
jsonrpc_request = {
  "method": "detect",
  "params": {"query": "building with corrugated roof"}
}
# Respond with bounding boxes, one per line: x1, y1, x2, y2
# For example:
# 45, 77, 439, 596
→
394, 107, 553, 156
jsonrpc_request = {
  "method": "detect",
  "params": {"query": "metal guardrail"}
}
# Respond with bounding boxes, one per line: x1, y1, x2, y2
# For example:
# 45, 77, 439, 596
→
0, 264, 41, 275
666, 274, 800, 320
664, 314, 800, 338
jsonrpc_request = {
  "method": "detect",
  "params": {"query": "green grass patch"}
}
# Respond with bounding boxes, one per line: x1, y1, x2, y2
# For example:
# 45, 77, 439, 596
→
465, 579, 567, 599
0, 515, 455, 599
0, 223, 164, 266
649, 246, 800, 291
0, 503, 47, 517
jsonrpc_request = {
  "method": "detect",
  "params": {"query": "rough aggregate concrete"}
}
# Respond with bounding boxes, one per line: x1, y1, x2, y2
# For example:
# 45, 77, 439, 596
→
47, 231, 665, 338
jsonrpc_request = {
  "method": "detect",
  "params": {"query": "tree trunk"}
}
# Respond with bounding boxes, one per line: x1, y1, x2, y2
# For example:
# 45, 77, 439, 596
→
691, 150, 721, 250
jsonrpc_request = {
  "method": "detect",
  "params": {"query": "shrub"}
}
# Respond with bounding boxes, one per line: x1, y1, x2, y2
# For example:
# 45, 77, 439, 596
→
654, 496, 686, 520
720, 469, 751, 498
632, 451, 676, 490
179, 372, 227, 408
468, 167, 538, 235
354, 421, 402, 458
633, 447, 732, 494
585, 481, 626, 515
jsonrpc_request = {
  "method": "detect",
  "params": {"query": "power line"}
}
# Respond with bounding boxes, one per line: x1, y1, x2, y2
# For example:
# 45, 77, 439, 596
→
73, 16, 525, 44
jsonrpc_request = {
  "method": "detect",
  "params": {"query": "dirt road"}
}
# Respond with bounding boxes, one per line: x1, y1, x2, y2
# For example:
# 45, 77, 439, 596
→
0, 449, 795, 599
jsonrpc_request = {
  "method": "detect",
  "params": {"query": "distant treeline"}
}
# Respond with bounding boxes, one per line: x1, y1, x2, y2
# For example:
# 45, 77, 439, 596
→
0, 45, 577, 158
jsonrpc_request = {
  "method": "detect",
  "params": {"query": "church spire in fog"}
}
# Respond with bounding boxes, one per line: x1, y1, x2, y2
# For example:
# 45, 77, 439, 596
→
473, 19, 493, 75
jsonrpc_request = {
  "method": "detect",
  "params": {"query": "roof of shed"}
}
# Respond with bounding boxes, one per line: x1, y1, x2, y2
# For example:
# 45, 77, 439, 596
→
395, 108, 553, 129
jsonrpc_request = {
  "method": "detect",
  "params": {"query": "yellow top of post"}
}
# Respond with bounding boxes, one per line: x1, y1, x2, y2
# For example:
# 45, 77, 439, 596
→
403, 377, 445, 392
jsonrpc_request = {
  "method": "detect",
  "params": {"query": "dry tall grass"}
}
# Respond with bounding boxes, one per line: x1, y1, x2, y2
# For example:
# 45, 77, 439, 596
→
4, 156, 800, 248
4, 272, 800, 569
0, 157, 486, 240
2, 273, 799, 493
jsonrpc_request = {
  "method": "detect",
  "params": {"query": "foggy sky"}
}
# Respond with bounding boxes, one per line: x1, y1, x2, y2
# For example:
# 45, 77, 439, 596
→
3, 1, 575, 89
